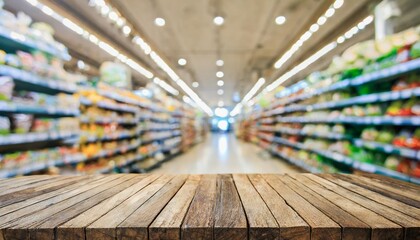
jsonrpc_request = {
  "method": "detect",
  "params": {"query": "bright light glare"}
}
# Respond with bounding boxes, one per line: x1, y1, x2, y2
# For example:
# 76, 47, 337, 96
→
217, 89, 224, 95
275, 16, 286, 25
242, 78, 265, 103
325, 8, 335, 18
216, 71, 224, 78
213, 16, 224, 25
192, 82, 199, 88
178, 58, 187, 66
317, 16, 327, 25
155, 17, 166, 26
218, 100, 224, 107
310, 24, 319, 33
217, 80, 224, 86
333, 0, 344, 9
122, 25, 131, 35
216, 59, 224, 66
215, 108, 229, 118
217, 120, 229, 131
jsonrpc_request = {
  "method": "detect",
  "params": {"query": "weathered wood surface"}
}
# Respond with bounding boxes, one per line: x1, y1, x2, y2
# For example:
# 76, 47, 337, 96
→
0, 173, 419, 240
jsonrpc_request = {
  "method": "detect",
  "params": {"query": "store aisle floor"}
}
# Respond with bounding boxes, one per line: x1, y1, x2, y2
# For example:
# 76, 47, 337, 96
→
152, 133, 301, 174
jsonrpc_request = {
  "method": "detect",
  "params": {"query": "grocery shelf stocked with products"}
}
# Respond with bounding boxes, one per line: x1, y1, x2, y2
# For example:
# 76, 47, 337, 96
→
0, 7, 207, 177
240, 27, 420, 183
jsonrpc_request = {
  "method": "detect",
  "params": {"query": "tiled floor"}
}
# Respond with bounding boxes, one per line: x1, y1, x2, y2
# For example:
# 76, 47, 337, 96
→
152, 133, 301, 174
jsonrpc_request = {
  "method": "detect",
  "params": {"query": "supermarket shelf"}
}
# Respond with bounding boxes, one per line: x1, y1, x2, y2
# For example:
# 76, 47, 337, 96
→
84, 142, 140, 162
0, 153, 86, 178
0, 102, 79, 116
79, 116, 137, 125
0, 131, 78, 147
80, 131, 140, 143
0, 25, 70, 60
270, 87, 420, 116
0, 65, 77, 94
141, 134, 182, 145
275, 128, 348, 140
271, 136, 419, 183
353, 139, 420, 161
271, 58, 420, 108
276, 116, 420, 126
143, 127, 181, 132
270, 150, 322, 173
98, 90, 151, 109
80, 98, 139, 113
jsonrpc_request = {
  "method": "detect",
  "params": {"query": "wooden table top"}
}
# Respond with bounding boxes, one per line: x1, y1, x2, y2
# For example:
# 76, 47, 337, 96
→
0, 173, 418, 240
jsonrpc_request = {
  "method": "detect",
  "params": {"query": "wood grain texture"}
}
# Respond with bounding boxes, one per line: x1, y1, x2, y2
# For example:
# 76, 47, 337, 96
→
57, 174, 160, 240
85, 175, 174, 240
248, 174, 309, 240
281, 175, 370, 240
117, 175, 187, 240
294, 174, 403, 240
149, 175, 201, 240
0, 174, 417, 240
233, 174, 280, 240
305, 174, 420, 239
181, 174, 218, 240
214, 174, 247, 240
264, 174, 341, 240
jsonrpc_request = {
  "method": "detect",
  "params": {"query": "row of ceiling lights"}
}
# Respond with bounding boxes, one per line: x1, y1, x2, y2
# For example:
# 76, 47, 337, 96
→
230, 0, 346, 116
87, 0, 213, 116
230, 14, 373, 116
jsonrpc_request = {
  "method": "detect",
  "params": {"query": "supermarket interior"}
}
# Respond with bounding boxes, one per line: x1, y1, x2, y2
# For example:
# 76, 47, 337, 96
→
0, 0, 419, 182
1, 0, 420, 239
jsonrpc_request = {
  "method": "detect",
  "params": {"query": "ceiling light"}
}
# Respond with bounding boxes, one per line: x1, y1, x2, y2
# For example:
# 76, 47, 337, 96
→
192, 82, 199, 88
213, 16, 224, 26
217, 80, 224, 86
122, 25, 131, 35
100, 5, 109, 15
310, 24, 319, 33
216, 59, 224, 66
155, 17, 166, 27
108, 11, 118, 21
116, 18, 125, 27
218, 101, 224, 107
317, 16, 327, 25
77, 60, 86, 69
242, 78, 265, 104
215, 107, 228, 118
216, 71, 224, 78
217, 89, 224, 95
230, 103, 242, 117
333, 0, 344, 9
325, 8, 335, 18
275, 16, 286, 25
336, 36, 345, 44
178, 58, 187, 66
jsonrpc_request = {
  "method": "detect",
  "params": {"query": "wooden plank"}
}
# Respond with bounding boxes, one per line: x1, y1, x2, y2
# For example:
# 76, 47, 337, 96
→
29, 174, 145, 240
0, 176, 83, 208
280, 175, 371, 240
0, 176, 53, 189
117, 175, 188, 240
57, 174, 161, 240
356, 172, 420, 193
233, 174, 280, 240
1, 175, 128, 239
336, 174, 420, 208
86, 175, 174, 240
0, 176, 100, 218
305, 174, 420, 240
321, 174, 420, 220
263, 174, 341, 240
214, 174, 247, 240
293, 174, 404, 240
355, 175, 420, 200
149, 175, 201, 240
182, 174, 218, 240
0, 176, 60, 196
248, 174, 310, 240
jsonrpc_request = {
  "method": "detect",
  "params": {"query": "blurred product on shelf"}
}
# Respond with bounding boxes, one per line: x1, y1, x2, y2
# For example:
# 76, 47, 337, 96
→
0, 5, 208, 178
238, 27, 420, 183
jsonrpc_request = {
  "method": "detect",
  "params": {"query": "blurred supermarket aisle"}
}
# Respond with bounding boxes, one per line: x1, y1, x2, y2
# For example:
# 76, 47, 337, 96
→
152, 133, 301, 174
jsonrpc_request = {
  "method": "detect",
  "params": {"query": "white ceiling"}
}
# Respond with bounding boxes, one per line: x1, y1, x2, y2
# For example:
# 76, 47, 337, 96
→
5, 0, 420, 109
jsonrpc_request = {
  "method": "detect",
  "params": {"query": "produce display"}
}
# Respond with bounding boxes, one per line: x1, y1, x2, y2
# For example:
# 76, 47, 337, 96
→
246, 27, 420, 183
0, 3, 208, 177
